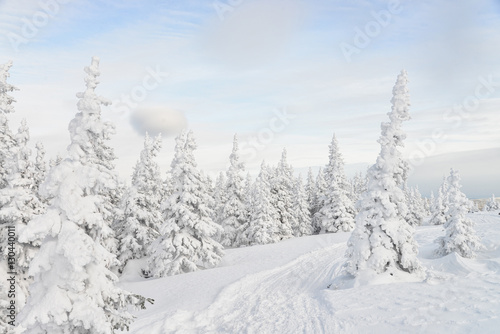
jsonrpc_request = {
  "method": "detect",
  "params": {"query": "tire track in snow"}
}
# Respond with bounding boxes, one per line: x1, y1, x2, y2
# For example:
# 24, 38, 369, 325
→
163, 243, 346, 333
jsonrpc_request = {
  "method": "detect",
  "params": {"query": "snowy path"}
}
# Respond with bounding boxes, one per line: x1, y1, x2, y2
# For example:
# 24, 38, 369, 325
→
162, 244, 345, 333
125, 213, 500, 334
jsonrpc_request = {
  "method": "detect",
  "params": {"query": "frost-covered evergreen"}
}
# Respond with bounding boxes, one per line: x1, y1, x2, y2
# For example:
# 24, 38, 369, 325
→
0, 61, 17, 189
148, 131, 223, 277
33, 142, 47, 199
116, 133, 163, 272
220, 135, 247, 247
312, 167, 327, 233
405, 186, 426, 227
429, 177, 448, 225
212, 171, 227, 242
435, 169, 482, 258
0, 121, 44, 308
345, 70, 422, 279
18, 57, 149, 333
484, 194, 499, 211
305, 167, 316, 216
0, 61, 18, 333
314, 134, 355, 233
351, 171, 367, 204
269, 149, 296, 240
240, 162, 280, 245
292, 176, 313, 237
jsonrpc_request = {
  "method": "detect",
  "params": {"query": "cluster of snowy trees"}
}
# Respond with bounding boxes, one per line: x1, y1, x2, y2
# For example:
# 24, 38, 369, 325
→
0, 58, 151, 334
484, 194, 499, 212
0, 59, 492, 332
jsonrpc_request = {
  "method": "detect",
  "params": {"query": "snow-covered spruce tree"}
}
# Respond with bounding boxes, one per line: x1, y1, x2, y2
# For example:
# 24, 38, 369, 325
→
292, 176, 313, 237
0, 61, 18, 333
314, 134, 355, 233
148, 131, 223, 277
269, 149, 296, 240
351, 171, 367, 203
212, 171, 227, 242
0, 120, 45, 308
484, 194, 499, 211
305, 167, 316, 217
345, 70, 422, 279
429, 177, 448, 225
18, 57, 150, 333
239, 162, 280, 245
0, 60, 17, 190
405, 186, 426, 227
33, 142, 47, 199
116, 133, 163, 272
311, 167, 327, 233
435, 169, 482, 258
0, 60, 17, 256
469, 200, 479, 213
219, 135, 247, 247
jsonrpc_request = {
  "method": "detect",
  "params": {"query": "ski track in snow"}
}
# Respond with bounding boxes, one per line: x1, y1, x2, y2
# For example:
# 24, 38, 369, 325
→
162, 244, 345, 333
127, 213, 500, 334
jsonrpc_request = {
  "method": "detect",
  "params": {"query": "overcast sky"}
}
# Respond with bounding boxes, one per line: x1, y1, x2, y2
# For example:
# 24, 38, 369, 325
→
0, 0, 499, 198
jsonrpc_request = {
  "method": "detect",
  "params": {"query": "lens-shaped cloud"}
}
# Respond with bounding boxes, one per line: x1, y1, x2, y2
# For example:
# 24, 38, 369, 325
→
130, 107, 187, 137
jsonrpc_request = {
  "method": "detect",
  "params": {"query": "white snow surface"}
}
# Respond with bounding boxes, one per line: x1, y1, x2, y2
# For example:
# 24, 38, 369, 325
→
120, 211, 500, 333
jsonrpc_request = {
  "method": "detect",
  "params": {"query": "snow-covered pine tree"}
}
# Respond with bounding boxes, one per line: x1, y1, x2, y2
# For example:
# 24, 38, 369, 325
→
484, 194, 499, 211
0, 60, 17, 257
269, 149, 296, 240
220, 135, 247, 247
312, 167, 327, 233
243, 171, 252, 218
148, 131, 224, 277
33, 142, 47, 198
0, 120, 44, 308
212, 171, 227, 242
0, 61, 17, 189
18, 57, 150, 333
314, 134, 355, 233
352, 171, 367, 203
469, 200, 479, 213
240, 162, 280, 245
292, 176, 313, 237
405, 186, 426, 227
0, 61, 18, 333
435, 169, 482, 258
305, 167, 316, 217
429, 177, 448, 225
83, 92, 123, 258
116, 133, 163, 272
345, 70, 422, 279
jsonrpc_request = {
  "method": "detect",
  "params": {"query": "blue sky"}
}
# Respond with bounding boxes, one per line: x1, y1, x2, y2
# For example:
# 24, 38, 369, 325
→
0, 0, 499, 198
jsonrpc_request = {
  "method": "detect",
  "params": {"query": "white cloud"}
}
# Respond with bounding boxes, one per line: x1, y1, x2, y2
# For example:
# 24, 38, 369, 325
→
130, 106, 187, 137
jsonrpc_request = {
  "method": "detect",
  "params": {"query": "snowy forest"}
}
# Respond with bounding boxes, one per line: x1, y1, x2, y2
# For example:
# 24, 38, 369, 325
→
0, 57, 499, 334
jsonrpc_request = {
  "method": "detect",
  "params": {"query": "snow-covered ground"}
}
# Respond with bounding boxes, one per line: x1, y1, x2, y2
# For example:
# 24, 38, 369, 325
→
120, 211, 500, 333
